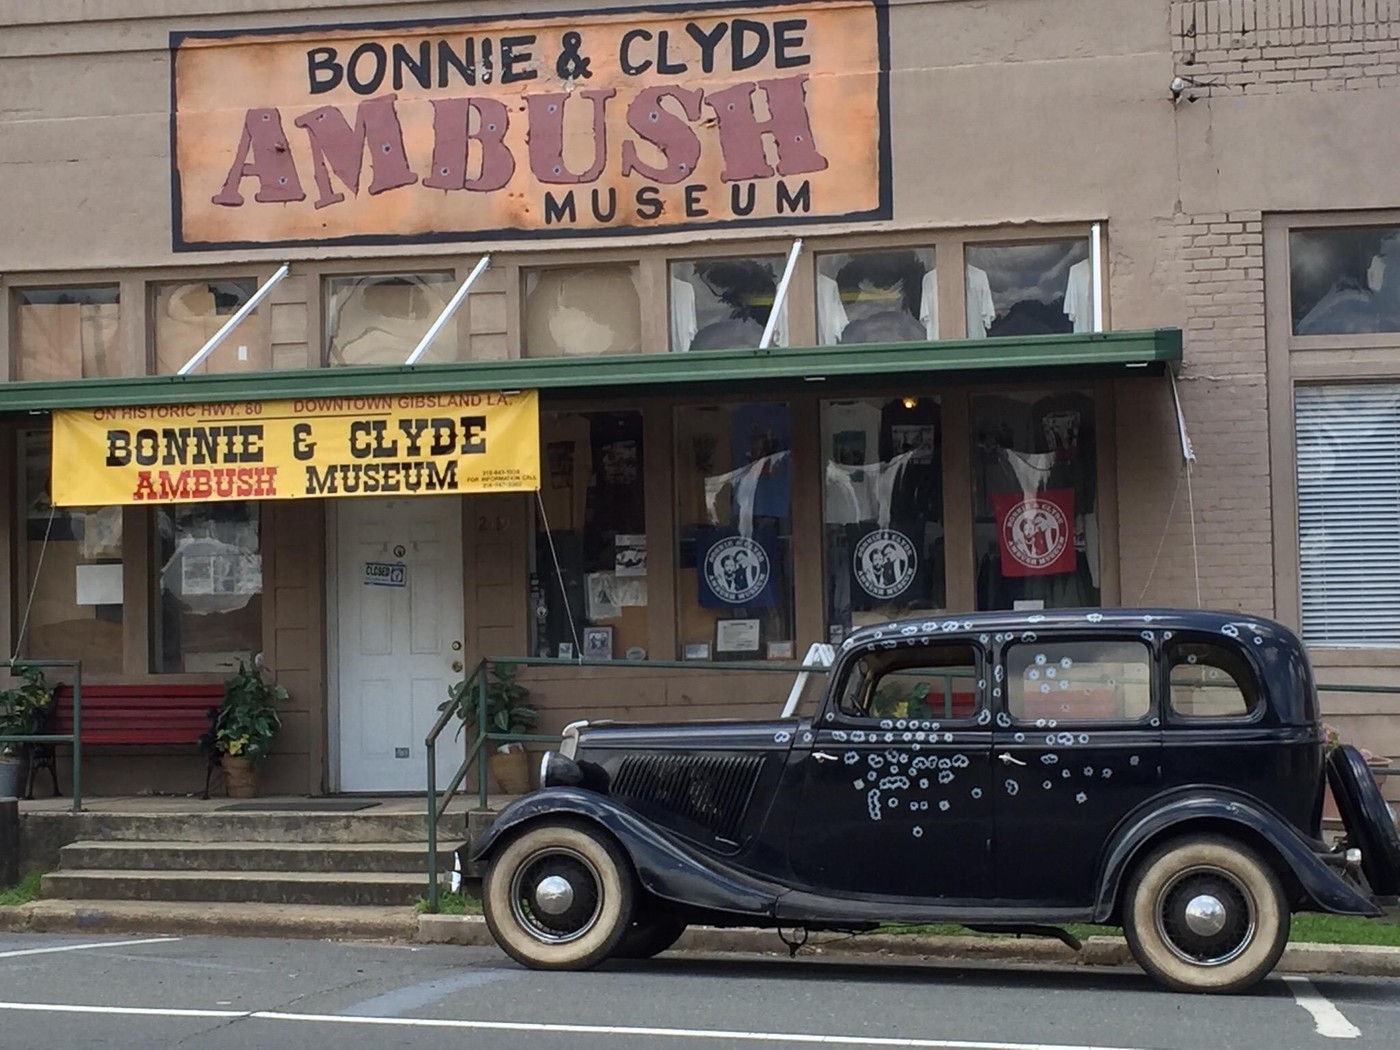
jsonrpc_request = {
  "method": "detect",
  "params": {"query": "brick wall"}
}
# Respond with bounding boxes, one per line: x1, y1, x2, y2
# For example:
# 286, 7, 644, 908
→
1173, 0, 1400, 95
1118, 210, 1272, 614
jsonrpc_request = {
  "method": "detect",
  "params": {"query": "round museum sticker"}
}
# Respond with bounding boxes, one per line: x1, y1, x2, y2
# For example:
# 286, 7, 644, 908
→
1001, 496, 1071, 572
854, 529, 917, 600
704, 536, 771, 605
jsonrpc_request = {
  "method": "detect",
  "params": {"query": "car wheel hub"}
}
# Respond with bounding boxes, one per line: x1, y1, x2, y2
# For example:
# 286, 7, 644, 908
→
1155, 866, 1255, 967
508, 847, 603, 945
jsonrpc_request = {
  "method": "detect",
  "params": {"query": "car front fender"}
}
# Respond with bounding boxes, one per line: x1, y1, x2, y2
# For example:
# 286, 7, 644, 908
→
468, 787, 783, 917
1093, 789, 1382, 921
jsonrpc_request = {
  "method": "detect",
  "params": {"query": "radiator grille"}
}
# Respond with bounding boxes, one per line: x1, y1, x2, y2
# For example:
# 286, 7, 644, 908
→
611, 753, 763, 841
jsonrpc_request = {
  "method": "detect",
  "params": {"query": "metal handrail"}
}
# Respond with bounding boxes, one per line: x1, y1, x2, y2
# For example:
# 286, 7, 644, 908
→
0, 659, 82, 813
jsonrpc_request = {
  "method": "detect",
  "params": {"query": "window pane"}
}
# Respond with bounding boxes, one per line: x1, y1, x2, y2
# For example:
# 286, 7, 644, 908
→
972, 390, 1098, 610
676, 403, 794, 660
533, 410, 646, 660
1169, 642, 1255, 718
839, 645, 979, 721
1290, 226, 1400, 335
1007, 640, 1151, 722
670, 257, 787, 350
523, 265, 641, 357
153, 503, 262, 673
822, 397, 944, 644
19, 433, 124, 674
326, 273, 454, 366
152, 280, 262, 374
815, 249, 937, 345
963, 241, 1091, 338
1296, 384, 1400, 646
16, 287, 121, 380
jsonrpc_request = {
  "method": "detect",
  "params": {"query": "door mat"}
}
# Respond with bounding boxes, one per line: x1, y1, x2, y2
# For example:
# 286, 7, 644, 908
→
219, 801, 380, 813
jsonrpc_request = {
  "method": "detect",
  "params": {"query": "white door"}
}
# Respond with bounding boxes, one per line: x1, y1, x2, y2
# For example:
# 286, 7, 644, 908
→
335, 497, 464, 792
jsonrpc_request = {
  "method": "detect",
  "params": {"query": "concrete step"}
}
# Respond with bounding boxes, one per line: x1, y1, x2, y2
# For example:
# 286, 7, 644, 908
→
42, 868, 435, 907
57, 840, 460, 874
23, 809, 468, 847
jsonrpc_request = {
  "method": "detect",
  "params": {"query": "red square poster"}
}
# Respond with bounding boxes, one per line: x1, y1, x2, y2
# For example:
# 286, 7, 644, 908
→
992, 489, 1076, 577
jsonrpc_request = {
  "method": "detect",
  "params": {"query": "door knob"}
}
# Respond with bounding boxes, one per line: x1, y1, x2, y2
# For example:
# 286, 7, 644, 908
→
998, 753, 1026, 767
813, 752, 839, 763
451, 660, 464, 673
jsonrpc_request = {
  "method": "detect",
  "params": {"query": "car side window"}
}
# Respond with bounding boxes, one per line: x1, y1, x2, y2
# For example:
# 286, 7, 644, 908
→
1006, 639, 1152, 723
1168, 641, 1257, 719
838, 645, 981, 721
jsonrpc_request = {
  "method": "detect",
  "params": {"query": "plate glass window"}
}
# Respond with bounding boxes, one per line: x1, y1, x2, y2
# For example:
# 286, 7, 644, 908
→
152, 280, 263, 374
815, 249, 937, 345
522, 265, 641, 357
325, 273, 454, 366
822, 397, 945, 644
963, 240, 1092, 338
675, 403, 794, 660
1006, 639, 1151, 722
16, 287, 121, 380
670, 257, 788, 350
533, 410, 646, 661
1290, 226, 1400, 335
153, 503, 262, 673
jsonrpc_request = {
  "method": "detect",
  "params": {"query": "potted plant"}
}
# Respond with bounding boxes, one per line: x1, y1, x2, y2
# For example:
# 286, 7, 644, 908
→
0, 664, 53, 799
441, 662, 540, 795
214, 659, 287, 798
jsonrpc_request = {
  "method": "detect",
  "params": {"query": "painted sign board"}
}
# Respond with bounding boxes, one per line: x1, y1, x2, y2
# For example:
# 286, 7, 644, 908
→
170, 0, 890, 250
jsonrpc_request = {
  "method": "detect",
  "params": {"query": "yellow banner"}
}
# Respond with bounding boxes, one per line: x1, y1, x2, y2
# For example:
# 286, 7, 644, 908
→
51, 391, 540, 506
170, 0, 888, 249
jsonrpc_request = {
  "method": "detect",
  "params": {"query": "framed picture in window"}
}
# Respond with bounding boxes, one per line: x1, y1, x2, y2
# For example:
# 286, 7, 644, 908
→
583, 626, 613, 661
715, 618, 762, 656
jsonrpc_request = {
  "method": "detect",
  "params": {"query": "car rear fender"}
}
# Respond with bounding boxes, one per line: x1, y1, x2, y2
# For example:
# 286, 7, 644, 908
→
468, 787, 782, 916
1094, 789, 1381, 921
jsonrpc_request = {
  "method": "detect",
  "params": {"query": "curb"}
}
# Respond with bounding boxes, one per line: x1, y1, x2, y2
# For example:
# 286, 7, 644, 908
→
0, 901, 417, 941
416, 915, 1400, 977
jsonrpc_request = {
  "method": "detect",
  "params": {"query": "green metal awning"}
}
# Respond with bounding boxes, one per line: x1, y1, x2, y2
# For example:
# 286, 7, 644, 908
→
0, 329, 1180, 413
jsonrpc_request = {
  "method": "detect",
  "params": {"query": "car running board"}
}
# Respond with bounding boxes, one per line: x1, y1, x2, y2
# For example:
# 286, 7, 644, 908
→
963, 924, 1084, 951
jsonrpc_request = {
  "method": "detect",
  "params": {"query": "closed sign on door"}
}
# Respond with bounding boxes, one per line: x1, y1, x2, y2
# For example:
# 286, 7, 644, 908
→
364, 561, 407, 587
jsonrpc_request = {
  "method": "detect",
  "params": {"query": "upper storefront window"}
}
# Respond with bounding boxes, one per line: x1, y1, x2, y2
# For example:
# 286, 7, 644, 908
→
670, 257, 789, 351
815, 249, 937, 345
152, 279, 262, 374
1290, 226, 1400, 336
675, 403, 794, 661
533, 410, 647, 661
972, 389, 1099, 611
964, 241, 1093, 338
822, 397, 945, 644
523, 265, 641, 358
15, 287, 121, 381
325, 273, 454, 366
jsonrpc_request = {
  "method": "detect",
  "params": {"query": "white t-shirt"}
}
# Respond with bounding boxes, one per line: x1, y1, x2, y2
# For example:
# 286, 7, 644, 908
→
670, 276, 698, 351
817, 273, 849, 345
822, 400, 881, 524
1064, 259, 1093, 333
920, 266, 997, 339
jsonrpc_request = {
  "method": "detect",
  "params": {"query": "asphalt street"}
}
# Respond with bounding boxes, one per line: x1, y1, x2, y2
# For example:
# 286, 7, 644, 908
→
0, 932, 1395, 1049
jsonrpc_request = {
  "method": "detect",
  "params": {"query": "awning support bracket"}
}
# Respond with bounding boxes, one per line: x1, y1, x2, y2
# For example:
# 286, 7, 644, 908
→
176, 263, 291, 376
760, 239, 804, 350
406, 255, 492, 366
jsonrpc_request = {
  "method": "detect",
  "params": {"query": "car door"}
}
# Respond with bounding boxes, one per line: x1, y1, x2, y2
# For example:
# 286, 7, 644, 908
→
990, 631, 1163, 907
787, 636, 995, 902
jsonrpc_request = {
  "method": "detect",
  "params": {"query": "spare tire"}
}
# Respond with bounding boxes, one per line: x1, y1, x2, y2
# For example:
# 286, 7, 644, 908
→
1327, 744, 1400, 896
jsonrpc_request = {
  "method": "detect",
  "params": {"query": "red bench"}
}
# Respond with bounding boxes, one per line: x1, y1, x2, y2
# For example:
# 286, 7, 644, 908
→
26, 684, 225, 799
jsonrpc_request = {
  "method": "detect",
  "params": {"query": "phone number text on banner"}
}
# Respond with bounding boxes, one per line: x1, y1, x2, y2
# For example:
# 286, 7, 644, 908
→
51, 391, 540, 506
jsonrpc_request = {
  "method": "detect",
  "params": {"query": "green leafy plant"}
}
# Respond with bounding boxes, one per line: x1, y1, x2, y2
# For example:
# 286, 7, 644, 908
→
214, 660, 287, 768
0, 664, 53, 758
440, 662, 540, 740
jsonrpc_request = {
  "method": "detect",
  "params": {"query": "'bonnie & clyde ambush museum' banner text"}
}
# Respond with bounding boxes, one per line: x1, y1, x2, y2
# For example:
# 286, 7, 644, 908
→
51, 393, 541, 506
171, 1, 889, 249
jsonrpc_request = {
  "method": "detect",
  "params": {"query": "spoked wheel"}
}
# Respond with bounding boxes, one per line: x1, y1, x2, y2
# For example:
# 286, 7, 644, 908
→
614, 915, 688, 960
1124, 835, 1289, 994
483, 821, 634, 970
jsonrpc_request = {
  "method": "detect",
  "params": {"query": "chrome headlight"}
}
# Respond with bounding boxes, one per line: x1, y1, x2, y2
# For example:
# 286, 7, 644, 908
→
540, 750, 584, 788
560, 719, 588, 759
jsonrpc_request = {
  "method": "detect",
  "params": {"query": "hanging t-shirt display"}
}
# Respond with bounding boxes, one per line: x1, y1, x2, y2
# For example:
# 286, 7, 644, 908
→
848, 521, 931, 609
590, 412, 645, 535
696, 526, 780, 609
730, 403, 791, 521
992, 488, 1077, 577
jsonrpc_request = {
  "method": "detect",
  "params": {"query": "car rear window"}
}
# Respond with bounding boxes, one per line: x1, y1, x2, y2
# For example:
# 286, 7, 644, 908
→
1006, 639, 1152, 723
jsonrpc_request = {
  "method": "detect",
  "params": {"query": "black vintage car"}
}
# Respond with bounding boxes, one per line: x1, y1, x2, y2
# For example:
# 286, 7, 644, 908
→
471, 610, 1400, 993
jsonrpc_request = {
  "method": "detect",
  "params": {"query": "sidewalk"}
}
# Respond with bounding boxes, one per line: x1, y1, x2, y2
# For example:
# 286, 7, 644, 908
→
3, 901, 1398, 979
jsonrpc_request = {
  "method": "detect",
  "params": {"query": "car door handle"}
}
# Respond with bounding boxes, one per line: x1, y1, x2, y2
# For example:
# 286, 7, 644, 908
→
998, 753, 1027, 767
813, 752, 839, 763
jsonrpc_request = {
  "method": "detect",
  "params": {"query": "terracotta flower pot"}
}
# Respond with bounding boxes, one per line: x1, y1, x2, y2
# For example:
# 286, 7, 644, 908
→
221, 754, 258, 798
489, 745, 533, 795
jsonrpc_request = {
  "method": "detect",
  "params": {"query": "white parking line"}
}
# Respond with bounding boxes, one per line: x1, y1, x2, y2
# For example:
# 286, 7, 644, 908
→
1283, 976, 1361, 1040
0, 1001, 1160, 1049
0, 937, 180, 960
